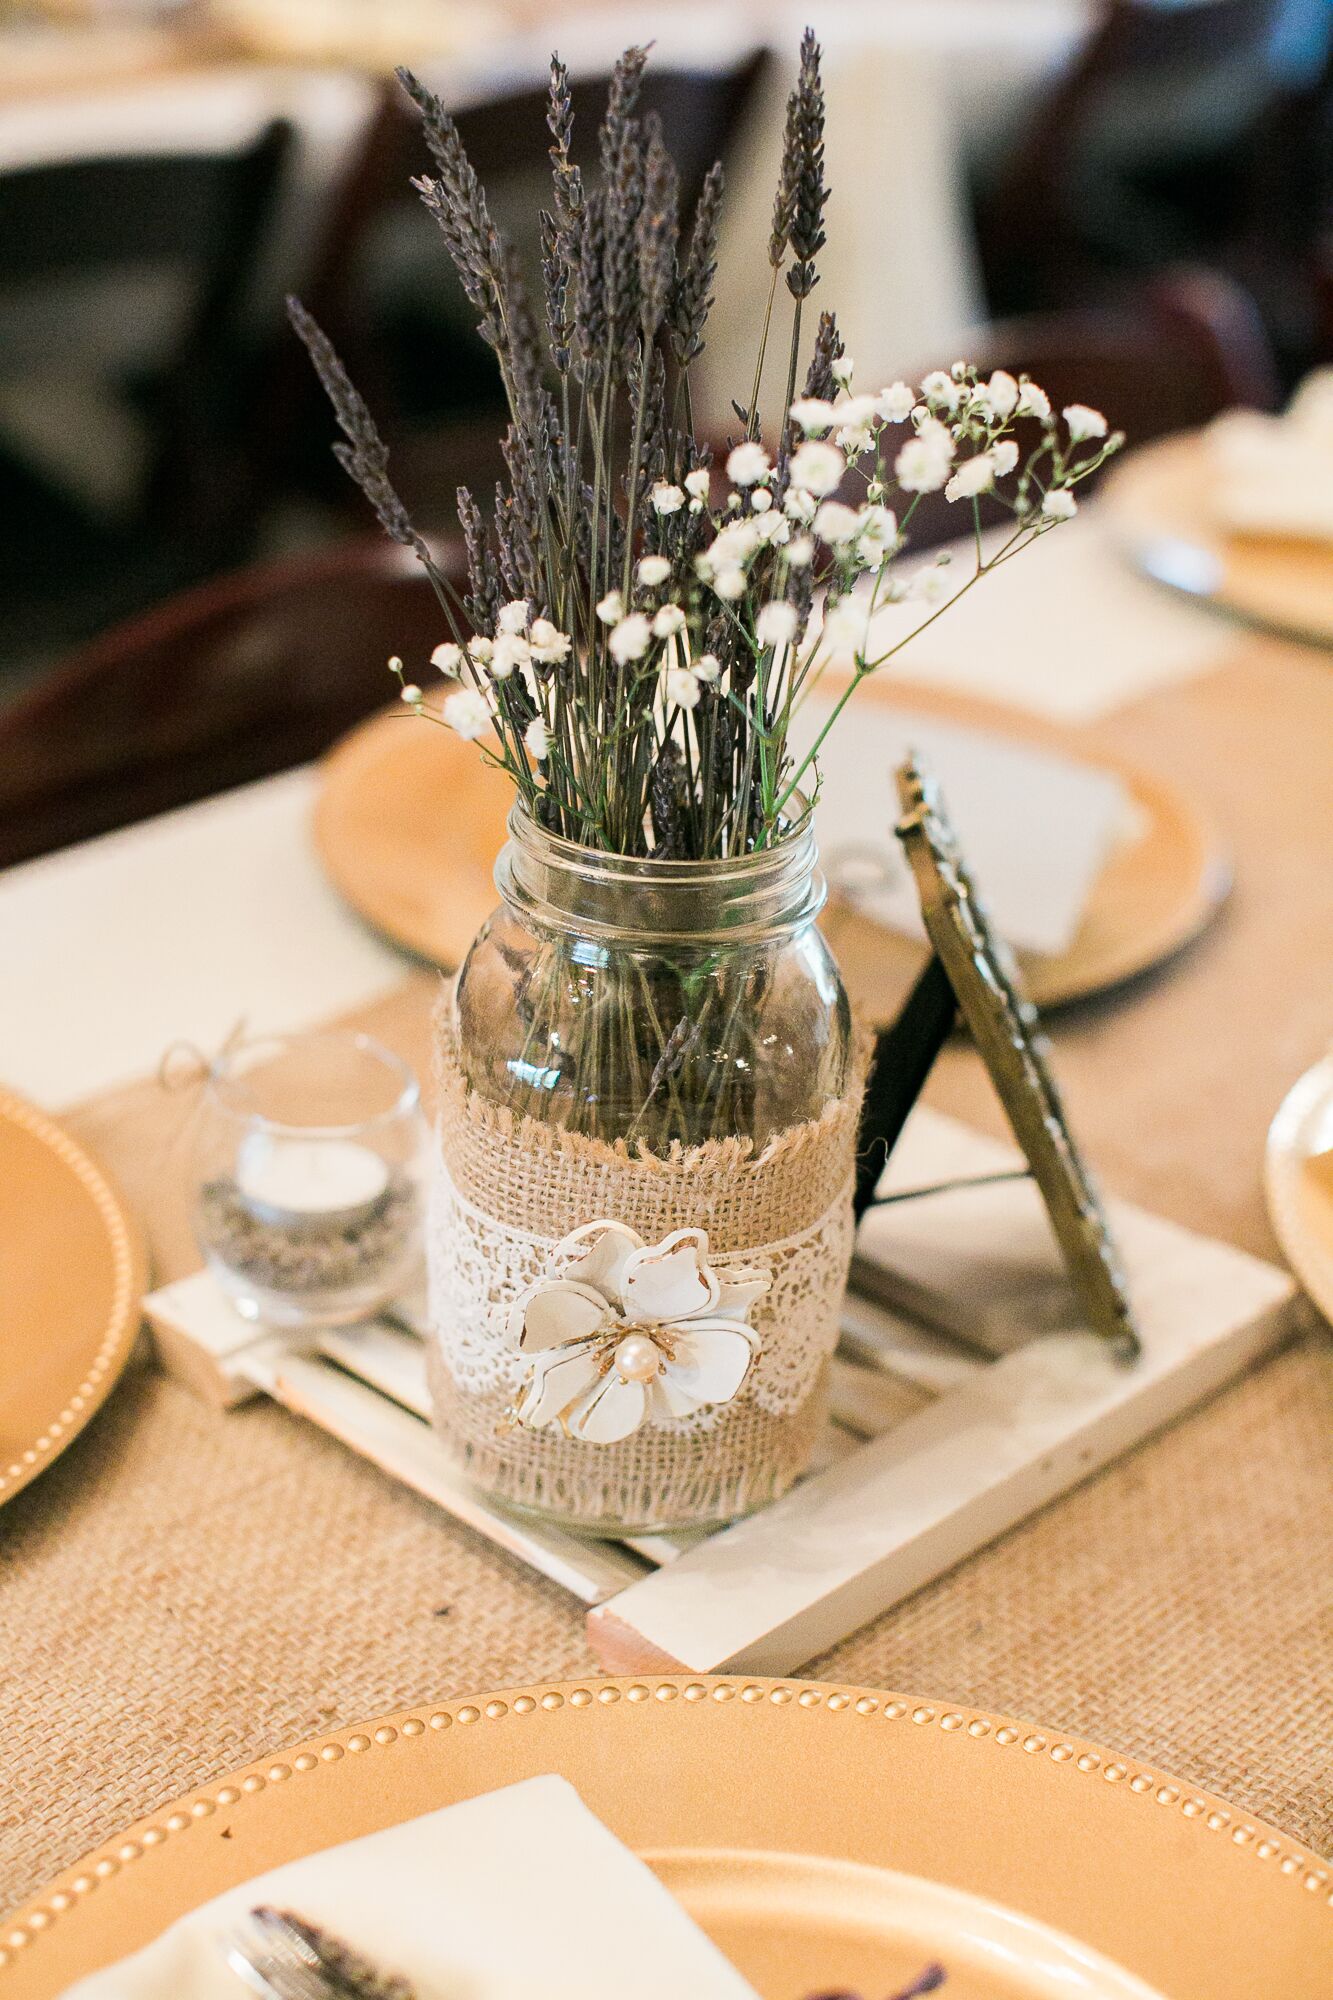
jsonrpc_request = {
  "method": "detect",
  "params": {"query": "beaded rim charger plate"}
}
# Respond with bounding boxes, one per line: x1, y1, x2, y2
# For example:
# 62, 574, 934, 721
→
312, 686, 1227, 1013
3, 1676, 1327, 1999
0, 1086, 146, 1507
1101, 431, 1333, 650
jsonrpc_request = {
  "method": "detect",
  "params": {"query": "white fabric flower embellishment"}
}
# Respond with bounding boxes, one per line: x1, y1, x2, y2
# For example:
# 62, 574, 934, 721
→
509, 1222, 769, 1444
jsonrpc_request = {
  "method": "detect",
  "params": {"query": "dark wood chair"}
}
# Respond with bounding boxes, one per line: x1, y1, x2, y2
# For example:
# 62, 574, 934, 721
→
877, 266, 1279, 548
0, 537, 458, 870
0, 118, 294, 667
977, 0, 1302, 319
282, 52, 769, 530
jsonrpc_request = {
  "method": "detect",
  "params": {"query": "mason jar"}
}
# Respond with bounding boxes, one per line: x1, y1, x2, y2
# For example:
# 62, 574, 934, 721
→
426, 803, 864, 1534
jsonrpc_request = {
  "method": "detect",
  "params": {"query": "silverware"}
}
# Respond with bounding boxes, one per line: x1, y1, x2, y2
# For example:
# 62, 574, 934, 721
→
226, 1914, 327, 2000
225, 1907, 416, 2000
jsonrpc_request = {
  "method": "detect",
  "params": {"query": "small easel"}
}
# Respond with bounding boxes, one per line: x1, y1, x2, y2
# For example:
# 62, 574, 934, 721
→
853, 759, 1139, 1361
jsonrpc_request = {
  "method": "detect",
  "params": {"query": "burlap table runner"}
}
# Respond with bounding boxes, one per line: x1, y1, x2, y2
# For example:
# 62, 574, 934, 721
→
3, 643, 1332, 1912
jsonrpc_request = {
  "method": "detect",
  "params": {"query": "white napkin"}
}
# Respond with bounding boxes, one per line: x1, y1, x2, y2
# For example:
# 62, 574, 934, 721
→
791, 699, 1130, 957
1206, 371, 1333, 543
60, 1775, 760, 2000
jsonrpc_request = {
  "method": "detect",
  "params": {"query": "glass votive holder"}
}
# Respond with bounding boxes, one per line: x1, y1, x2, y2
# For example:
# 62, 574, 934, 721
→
193, 1030, 425, 1329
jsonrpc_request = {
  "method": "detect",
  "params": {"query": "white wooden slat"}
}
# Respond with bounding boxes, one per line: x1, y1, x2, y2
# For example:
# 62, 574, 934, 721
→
318, 1319, 433, 1419
586, 1122, 1296, 1673
838, 1292, 984, 1398
238, 1346, 649, 1606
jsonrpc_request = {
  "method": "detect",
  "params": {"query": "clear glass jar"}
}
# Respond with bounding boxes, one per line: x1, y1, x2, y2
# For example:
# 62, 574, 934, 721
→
455, 803, 851, 1150
194, 1030, 425, 1329
428, 807, 859, 1535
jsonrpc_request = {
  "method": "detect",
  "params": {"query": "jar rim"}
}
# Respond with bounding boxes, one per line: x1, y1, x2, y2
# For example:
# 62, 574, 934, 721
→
506, 793, 816, 883
498, 795, 826, 945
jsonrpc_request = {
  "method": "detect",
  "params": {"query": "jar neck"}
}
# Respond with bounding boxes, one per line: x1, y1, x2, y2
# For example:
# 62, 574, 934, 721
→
496, 805, 827, 947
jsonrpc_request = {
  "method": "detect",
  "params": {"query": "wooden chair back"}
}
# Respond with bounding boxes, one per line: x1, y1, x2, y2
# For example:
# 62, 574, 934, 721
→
0, 538, 454, 870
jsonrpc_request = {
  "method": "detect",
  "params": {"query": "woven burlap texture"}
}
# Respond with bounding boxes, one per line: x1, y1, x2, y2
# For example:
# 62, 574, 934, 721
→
11, 598, 1333, 1931
426, 1003, 866, 1526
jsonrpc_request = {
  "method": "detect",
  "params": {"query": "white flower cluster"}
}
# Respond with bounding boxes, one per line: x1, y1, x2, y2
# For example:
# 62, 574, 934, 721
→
400, 361, 1117, 756
407, 597, 576, 747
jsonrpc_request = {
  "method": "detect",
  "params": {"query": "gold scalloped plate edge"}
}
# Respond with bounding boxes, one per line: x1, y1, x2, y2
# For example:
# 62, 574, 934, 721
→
2, 1677, 1326, 2000
312, 692, 1230, 1016
0, 1086, 147, 1507
1101, 431, 1333, 651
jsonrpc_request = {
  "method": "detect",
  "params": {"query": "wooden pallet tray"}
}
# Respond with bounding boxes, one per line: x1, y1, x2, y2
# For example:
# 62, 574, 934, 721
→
145, 1109, 1294, 1672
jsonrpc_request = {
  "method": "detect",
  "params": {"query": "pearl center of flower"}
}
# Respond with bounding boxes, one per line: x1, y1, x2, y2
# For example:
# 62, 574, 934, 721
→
613, 1332, 663, 1384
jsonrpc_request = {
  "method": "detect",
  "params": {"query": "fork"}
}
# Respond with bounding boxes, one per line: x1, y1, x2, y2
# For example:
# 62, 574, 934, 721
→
225, 1910, 334, 2000
225, 1907, 418, 2000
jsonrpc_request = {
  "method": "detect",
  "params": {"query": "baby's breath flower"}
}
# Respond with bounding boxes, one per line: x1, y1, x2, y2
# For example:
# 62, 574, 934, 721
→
490, 632, 531, 678
789, 396, 837, 434
990, 440, 1019, 478
920, 369, 960, 413
1041, 488, 1078, 521
784, 486, 818, 523
823, 594, 870, 653
877, 381, 915, 423
789, 439, 845, 495
837, 424, 876, 456
1064, 403, 1107, 442
857, 502, 898, 559
1017, 379, 1051, 420
652, 603, 687, 638
399, 682, 423, 705
986, 370, 1020, 420
756, 599, 799, 648
693, 653, 721, 681
637, 554, 671, 587
529, 618, 572, 665
524, 717, 549, 760
835, 393, 879, 430
831, 354, 854, 388
468, 635, 494, 666
945, 453, 997, 502
907, 565, 950, 604
712, 565, 746, 600
895, 420, 954, 493
665, 664, 702, 710
726, 440, 771, 486
813, 500, 861, 544
753, 509, 790, 546
786, 533, 815, 566
387, 654, 403, 673
684, 467, 711, 500
709, 519, 761, 567
651, 481, 686, 514
431, 642, 464, 676
608, 613, 651, 664
596, 590, 624, 625
497, 599, 530, 635
751, 488, 773, 513
443, 687, 490, 739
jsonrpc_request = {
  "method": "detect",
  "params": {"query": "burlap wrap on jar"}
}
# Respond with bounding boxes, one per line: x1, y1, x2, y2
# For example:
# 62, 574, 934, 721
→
426, 1000, 870, 1531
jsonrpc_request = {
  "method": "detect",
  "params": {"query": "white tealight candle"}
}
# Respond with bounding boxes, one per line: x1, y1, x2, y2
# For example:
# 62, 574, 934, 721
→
236, 1136, 390, 1230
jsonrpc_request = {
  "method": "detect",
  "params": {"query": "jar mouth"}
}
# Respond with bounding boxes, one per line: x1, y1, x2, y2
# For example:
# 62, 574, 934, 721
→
498, 797, 826, 945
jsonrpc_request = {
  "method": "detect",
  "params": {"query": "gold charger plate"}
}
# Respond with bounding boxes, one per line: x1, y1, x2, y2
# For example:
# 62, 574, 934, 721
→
2, 1677, 1326, 1999
0, 1086, 146, 1506
1101, 430, 1333, 650
312, 689, 1227, 1014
